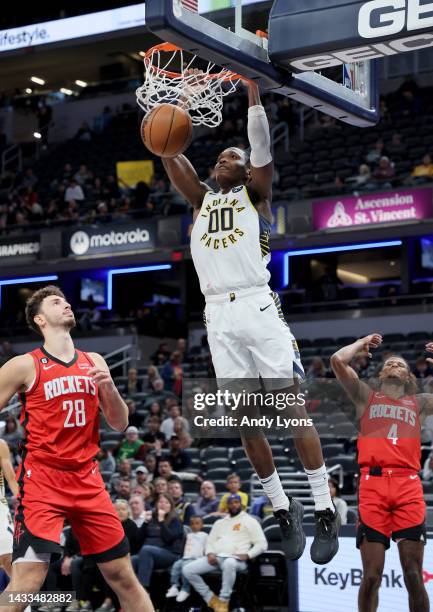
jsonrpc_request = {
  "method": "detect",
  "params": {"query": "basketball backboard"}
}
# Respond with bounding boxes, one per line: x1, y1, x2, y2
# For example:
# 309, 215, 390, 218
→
144, 0, 380, 127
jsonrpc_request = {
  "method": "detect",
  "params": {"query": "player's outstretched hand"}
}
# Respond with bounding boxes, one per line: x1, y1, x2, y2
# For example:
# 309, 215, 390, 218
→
426, 341, 433, 364
88, 367, 115, 392
360, 333, 383, 358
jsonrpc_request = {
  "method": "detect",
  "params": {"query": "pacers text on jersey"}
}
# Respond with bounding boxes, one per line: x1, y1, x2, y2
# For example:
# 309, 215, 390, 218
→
44, 376, 96, 400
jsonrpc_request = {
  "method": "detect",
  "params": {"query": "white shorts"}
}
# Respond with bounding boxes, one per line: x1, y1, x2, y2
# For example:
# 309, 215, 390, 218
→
0, 503, 13, 556
205, 285, 305, 390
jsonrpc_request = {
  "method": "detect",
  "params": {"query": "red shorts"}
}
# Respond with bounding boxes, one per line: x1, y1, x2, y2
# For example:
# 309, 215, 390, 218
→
357, 470, 426, 549
13, 456, 128, 562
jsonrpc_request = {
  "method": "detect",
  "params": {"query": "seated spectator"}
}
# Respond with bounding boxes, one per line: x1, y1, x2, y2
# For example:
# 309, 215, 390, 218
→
218, 474, 248, 513
149, 378, 176, 403
75, 123, 94, 142
177, 338, 187, 360
250, 495, 273, 519
129, 495, 147, 527
193, 481, 219, 517
161, 351, 184, 397
161, 405, 189, 440
127, 368, 143, 394
144, 453, 158, 480
126, 399, 143, 428
147, 367, 160, 391
117, 426, 145, 461
135, 493, 184, 589
21, 167, 38, 189
351, 353, 376, 378
110, 458, 132, 492
141, 482, 156, 508
166, 515, 208, 603
386, 133, 406, 159
183, 495, 267, 612
166, 435, 191, 471
412, 154, 433, 182
148, 401, 163, 418
413, 357, 433, 379
114, 477, 132, 501
132, 465, 150, 489
151, 342, 171, 365
328, 478, 347, 525
372, 156, 395, 188
306, 357, 331, 380
173, 417, 193, 450
142, 416, 166, 448
64, 179, 85, 204
345, 164, 371, 189
157, 457, 200, 483
0, 341, 17, 364
153, 477, 169, 496
366, 138, 386, 165
97, 448, 116, 473
422, 451, 433, 481
1, 416, 23, 449
168, 478, 195, 525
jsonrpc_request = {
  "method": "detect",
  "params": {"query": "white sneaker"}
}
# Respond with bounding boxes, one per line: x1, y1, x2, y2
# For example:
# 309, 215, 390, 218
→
176, 590, 190, 603
166, 585, 179, 598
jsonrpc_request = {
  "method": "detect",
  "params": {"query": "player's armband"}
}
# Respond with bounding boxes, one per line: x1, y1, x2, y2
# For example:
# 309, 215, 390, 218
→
247, 105, 273, 168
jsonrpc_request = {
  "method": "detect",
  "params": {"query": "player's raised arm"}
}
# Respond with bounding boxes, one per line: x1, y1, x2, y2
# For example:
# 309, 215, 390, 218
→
88, 353, 128, 432
245, 81, 273, 208
0, 440, 18, 497
330, 334, 382, 416
0, 355, 34, 411
162, 155, 211, 210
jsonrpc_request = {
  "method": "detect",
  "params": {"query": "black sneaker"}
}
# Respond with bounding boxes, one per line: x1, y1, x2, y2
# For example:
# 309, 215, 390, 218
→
310, 506, 341, 565
274, 497, 306, 561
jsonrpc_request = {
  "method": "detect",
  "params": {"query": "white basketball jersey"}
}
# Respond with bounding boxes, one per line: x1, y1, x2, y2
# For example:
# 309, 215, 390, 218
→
190, 185, 271, 296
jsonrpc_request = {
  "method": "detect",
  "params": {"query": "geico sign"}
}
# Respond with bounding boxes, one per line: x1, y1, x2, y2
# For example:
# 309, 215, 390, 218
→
358, 0, 433, 39
290, 33, 433, 71
290, 0, 433, 71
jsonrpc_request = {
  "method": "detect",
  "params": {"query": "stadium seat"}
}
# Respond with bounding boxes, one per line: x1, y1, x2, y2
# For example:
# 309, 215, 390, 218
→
201, 447, 229, 461
249, 551, 288, 608
347, 507, 358, 524
206, 467, 231, 480
205, 457, 231, 470
327, 455, 358, 473
261, 515, 278, 530
322, 443, 345, 458
202, 514, 224, 525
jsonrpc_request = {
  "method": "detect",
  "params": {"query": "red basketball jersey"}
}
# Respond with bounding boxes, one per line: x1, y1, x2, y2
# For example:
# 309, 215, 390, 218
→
18, 347, 100, 470
357, 390, 421, 471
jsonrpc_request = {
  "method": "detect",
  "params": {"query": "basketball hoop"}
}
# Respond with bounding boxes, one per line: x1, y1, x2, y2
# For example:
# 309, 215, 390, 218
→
136, 43, 243, 128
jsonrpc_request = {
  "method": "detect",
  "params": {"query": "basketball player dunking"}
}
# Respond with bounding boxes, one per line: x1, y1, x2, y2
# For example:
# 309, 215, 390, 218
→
0, 439, 18, 578
161, 81, 340, 566
0, 287, 154, 612
332, 334, 431, 612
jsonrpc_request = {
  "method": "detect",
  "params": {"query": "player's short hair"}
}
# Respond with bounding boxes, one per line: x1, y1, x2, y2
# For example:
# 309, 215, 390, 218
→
25, 285, 66, 335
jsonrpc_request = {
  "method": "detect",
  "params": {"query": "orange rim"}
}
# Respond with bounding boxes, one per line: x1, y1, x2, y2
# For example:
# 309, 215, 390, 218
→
144, 42, 243, 82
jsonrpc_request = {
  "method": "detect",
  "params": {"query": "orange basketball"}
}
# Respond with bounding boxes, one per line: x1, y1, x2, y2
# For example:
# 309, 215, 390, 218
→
140, 103, 193, 158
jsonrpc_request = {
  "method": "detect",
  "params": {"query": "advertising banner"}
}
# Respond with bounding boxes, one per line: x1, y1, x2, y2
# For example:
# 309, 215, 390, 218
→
0, 235, 40, 263
64, 221, 156, 257
298, 535, 433, 612
313, 188, 433, 231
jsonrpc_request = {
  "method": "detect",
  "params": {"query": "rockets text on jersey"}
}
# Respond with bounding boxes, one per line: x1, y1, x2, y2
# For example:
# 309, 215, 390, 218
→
358, 390, 421, 471
19, 347, 101, 470
190, 185, 271, 296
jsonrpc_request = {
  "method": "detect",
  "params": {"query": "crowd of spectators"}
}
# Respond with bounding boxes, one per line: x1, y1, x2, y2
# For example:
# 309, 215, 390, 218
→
0, 79, 433, 234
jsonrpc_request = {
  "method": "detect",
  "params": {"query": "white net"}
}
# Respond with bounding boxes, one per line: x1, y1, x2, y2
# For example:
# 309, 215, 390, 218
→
136, 45, 241, 128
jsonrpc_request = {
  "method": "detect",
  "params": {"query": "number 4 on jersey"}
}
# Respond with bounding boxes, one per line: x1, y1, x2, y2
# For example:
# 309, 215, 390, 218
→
387, 423, 398, 445
63, 399, 86, 428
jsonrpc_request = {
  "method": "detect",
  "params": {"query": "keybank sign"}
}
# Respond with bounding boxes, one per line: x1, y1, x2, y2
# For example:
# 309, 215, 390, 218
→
298, 535, 433, 611
65, 223, 156, 257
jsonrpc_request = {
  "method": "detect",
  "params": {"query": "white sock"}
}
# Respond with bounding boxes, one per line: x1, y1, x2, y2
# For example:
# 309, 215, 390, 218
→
259, 470, 290, 511
305, 465, 334, 512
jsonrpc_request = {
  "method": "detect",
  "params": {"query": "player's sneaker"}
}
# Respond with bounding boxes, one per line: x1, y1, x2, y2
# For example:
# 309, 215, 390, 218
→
175, 590, 190, 602
165, 585, 179, 598
274, 497, 306, 561
310, 506, 341, 565
38, 605, 63, 612
95, 602, 115, 612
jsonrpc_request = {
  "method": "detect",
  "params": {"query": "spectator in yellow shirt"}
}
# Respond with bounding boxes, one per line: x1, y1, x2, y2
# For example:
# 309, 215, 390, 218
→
218, 473, 248, 513
412, 154, 433, 180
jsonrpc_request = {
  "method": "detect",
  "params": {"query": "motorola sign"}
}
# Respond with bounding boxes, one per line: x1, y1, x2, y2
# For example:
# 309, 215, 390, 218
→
64, 222, 156, 257
269, 0, 433, 71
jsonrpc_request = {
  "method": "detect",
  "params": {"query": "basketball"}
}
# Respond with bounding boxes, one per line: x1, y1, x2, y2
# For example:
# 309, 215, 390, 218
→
140, 103, 193, 158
